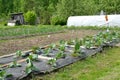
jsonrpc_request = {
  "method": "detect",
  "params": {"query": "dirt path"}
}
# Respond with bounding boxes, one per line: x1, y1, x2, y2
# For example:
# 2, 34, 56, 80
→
0, 30, 98, 56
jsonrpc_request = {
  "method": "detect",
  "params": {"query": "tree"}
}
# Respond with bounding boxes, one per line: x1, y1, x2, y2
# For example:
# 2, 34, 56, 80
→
0, 0, 120, 25
0, 0, 14, 14
13, 0, 22, 12
24, 11, 37, 25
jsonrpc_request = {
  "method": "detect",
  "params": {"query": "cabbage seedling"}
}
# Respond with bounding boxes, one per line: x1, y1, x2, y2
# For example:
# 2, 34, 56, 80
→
25, 57, 38, 74
59, 40, 66, 44
9, 59, 21, 68
67, 39, 74, 45
32, 46, 42, 55
48, 58, 57, 67
0, 68, 12, 80
43, 48, 51, 56
9, 53, 22, 68
58, 40, 66, 52
58, 44, 65, 52
71, 40, 82, 57
29, 53, 38, 61
85, 41, 92, 49
15, 50, 22, 58
55, 51, 66, 59
74, 40, 80, 53
49, 43, 56, 49
94, 36, 103, 47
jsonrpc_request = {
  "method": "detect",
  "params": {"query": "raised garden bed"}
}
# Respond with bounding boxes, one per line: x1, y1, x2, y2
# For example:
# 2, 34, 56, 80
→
0, 29, 120, 80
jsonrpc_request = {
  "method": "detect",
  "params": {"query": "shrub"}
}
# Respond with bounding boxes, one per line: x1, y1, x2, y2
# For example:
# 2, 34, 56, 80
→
50, 15, 66, 25
24, 11, 37, 25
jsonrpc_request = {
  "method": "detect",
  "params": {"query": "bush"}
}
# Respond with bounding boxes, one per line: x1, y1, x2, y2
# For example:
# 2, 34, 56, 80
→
50, 15, 66, 25
24, 11, 37, 25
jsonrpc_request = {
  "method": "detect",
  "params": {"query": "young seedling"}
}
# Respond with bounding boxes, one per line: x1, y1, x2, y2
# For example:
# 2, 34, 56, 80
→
55, 51, 66, 59
15, 50, 22, 58
49, 43, 56, 49
25, 57, 38, 74
111, 31, 118, 40
58, 44, 66, 52
67, 39, 74, 45
0, 68, 12, 80
59, 40, 65, 44
9, 59, 21, 68
43, 48, 51, 56
94, 36, 103, 47
48, 58, 57, 67
85, 40, 92, 49
58, 40, 66, 52
74, 40, 80, 53
71, 39, 82, 57
31, 46, 42, 55
29, 53, 39, 61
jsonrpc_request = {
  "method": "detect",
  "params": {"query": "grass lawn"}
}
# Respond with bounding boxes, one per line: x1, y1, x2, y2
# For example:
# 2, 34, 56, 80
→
32, 47, 120, 80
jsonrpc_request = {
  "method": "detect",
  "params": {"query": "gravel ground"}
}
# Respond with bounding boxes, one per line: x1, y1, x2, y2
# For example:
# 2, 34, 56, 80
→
0, 30, 98, 56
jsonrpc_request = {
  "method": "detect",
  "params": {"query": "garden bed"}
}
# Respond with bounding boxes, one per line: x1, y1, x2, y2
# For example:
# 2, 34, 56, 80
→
0, 29, 120, 80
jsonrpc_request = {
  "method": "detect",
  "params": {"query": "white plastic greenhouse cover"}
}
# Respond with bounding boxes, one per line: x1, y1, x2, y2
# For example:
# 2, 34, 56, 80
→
67, 15, 120, 27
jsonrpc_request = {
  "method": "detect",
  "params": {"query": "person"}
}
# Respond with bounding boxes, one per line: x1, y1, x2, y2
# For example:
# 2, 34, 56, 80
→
105, 15, 108, 21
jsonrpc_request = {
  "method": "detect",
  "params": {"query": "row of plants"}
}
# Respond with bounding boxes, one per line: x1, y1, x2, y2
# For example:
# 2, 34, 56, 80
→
0, 29, 120, 80
0, 25, 65, 40
30, 29, 120, 68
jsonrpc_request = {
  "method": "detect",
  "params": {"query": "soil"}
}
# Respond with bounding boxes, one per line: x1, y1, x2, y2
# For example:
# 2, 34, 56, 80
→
0, 30, 98, 56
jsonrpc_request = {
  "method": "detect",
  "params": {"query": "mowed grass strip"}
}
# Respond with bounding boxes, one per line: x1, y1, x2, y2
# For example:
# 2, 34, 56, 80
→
0, 25, 66, 39
66, 26, 120, 31
31, 47, 120, 80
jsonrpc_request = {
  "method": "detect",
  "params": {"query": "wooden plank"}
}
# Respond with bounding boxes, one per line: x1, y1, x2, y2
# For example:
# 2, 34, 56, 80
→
0, 50, 31, 59
1, 55, 54, 68
38, 55, 53, 60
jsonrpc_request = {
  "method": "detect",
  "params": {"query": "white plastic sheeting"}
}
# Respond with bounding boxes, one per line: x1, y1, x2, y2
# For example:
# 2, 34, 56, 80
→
7, 22, 15, 26
67, 15, 120, 27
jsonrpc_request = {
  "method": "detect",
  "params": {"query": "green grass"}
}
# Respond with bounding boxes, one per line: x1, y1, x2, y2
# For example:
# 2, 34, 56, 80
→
66, 26, 120, 31
0, 25, 66, 40
31, 47, 120, 80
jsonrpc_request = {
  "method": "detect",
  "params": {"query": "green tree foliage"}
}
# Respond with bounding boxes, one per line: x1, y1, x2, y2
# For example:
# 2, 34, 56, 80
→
0, 0, 120, 24
24, 11, 37, 25
0, 0, 14, 14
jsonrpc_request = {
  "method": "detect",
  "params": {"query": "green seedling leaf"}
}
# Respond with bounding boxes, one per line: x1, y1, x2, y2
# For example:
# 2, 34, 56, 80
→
59, 40, 65, 44
67, 41, 74, 45
25, 58, 38, 74
9, 60, 21, 68
85, 41, 92, 49
28, 53, 38, 61
0, 68, 12, 80
48, 58, 57, 67
44, 48, 51, 56
32, 46, 41, 54
14, 50, 22, 58
25, 66, 32, 74
59, 44, 65, 52
31, 54, 38, 60
49, 43, 56, 49
56, 51, 66, 59
74, 40, 81, 53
